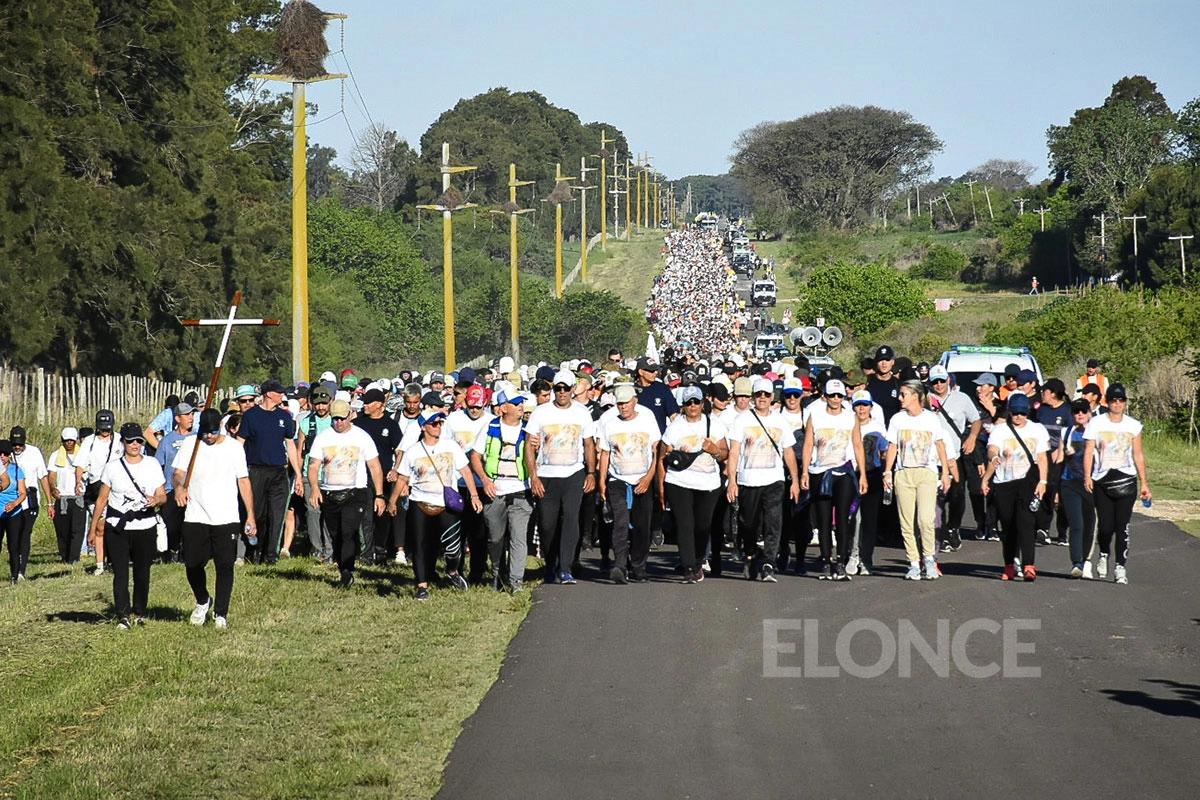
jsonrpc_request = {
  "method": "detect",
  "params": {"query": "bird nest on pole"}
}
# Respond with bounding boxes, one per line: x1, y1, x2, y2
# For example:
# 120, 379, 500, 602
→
598, 148, 610, 159
548, 182, 574, 206
436, 187, 463, 209
274, 1, 330, 80
500, 201, 521, 215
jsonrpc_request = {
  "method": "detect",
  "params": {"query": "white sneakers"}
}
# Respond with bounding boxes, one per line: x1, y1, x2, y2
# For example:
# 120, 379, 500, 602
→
190, 598, 212, 625
1114, 565, 1128, 585
846, 555, 861, 576
1082, 561, 1094, 580
214, 616, 228, 629
395, 550, 408, 565
1097, 555, 1108, 579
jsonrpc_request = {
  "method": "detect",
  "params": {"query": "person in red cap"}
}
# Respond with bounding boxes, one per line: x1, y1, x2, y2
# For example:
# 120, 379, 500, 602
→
446, 384, 492, 582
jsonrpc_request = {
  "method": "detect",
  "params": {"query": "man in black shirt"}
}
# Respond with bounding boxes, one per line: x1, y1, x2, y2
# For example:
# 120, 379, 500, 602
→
354, 387, 402, 564
633, 356, 679, 433
237, 379, 302, 564
866, 345, 902, 423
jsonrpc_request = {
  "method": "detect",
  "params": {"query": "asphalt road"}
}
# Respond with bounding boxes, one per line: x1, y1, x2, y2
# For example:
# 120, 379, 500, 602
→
438, 515, 1199, 800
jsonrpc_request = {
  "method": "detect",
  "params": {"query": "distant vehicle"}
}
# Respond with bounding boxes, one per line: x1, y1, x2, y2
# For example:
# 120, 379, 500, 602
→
753, 333, 786, 360
806, 355, 838, 376
762, 345, 791, 362
751, 280, 777, 307
695, 212, 719, 232
938, 344, 1044, 387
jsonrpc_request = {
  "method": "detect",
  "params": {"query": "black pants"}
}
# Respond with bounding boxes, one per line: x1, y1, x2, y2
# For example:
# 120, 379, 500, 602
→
945, 456, 969, 531
992, 480, 1036, 567
320, 489, 370, 574
2, 512, 24, 579
857, 470, 884, 568
737, 481, 784, 569
248, 465, 290, 562
537, 473, 585, 573
461, 488, 488, 580
408, 504, 463, 585
15, 504, 37, 576
810, 471, 856, 565
54, 496, 87, 563
707, 486, 727, 576
183, 521, 237, 617
1034, 460, 1065, 534
607, 479, 653, 575
665, 483, 719, 573
1094, 476, 1136, 567
106, 523, 157, 618
160, 493, 184, 559
967, 459, 997, 537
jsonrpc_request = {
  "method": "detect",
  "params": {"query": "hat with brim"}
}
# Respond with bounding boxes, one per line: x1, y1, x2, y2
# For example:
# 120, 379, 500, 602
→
419, 410, 448, 426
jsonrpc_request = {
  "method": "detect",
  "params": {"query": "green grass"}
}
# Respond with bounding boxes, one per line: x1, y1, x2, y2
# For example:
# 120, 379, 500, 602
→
568, 230, 665, 311
1141, 432, 1200, 503
1, 518, 530, 799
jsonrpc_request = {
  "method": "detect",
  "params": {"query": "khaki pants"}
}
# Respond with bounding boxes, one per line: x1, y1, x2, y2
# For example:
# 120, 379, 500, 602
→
895, 468, 937, 563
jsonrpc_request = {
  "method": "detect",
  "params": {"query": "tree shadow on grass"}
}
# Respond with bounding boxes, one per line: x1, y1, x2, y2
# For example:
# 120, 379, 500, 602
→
1101, 679, 1200, 719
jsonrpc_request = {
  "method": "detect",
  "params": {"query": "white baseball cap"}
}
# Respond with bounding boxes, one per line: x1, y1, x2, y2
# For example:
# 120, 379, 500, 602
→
825, 379, 847, 397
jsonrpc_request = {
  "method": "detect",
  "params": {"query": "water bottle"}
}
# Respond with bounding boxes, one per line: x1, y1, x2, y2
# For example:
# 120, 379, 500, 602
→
882, 486, 894, 506
246, 523, 258, 547
601, 500, 614, 525
1142, 497, 1152, 509
1029, 496, 1041, 513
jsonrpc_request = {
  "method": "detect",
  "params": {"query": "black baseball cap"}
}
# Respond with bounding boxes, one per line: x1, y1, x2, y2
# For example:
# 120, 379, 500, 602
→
119, 422, 145, 442
9, 426, 26, 445
874, 345, 895, 362
96, 409, 115, 431
198, 408, 223, 435
1105, 383, 1128, 401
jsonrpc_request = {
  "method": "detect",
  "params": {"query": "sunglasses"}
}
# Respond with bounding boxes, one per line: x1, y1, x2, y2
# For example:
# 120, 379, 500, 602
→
237, 397, 255, 403
424, 419, 445, 426
124, 438, 146, 444
1073, 409, 1091, 415
331, 415, 349, 422
753, 391, 773, 397
931, 379, 948, 384
826, 393, 845, 399
553, 385, 572, 392
1010, 411, 1027, 417
684, 399, 703, 406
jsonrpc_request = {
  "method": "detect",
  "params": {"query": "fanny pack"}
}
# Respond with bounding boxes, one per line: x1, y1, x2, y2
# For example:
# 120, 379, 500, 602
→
1098, 471, 1137, 499
666, 414, 711, 472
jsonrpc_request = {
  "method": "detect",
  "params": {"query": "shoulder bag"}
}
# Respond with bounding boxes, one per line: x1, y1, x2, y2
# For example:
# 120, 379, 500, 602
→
1004, 419, 1040, 489
666, 414, 709, 471
419, 441, 464, 515
117, 458, 167, 550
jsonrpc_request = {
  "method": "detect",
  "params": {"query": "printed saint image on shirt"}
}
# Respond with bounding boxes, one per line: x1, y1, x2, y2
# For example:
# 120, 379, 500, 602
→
412, 452, 457, 495
320, 444, 363, 486
609, 431, 654, 475
675, 433, 717, 473
496, 441, 520, 479
1094, 430, 1134, 473
538, 423, 583, 467
995, 435, 1032, 483
742, 425, 783, 470
812, 427, 851, 471
896, 429, 934, 469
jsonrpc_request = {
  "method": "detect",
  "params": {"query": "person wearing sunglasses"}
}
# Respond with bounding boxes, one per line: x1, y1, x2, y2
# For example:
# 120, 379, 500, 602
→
927, 365, 980, 554
1083, 383, 1150, 585
172, 409, 256, 629
597, 383, 662, 584
297, 386, 335, 563
981, 392, 1049, 581
307, 399, 386, 589
1059, 399, 1096, 578
524, 369, 597, 585
446, 385, 492, 583
799, 379, 869, 581
91, 423, 167, 629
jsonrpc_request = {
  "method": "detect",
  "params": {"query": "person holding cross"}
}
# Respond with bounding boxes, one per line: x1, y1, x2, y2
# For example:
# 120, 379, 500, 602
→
173, 409, 256, 629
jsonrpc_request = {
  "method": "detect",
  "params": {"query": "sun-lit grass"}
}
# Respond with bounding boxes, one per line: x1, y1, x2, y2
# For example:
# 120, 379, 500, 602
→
568, 230, 665, 311
1, 518, 530, 799
1141, 432, 1200, 503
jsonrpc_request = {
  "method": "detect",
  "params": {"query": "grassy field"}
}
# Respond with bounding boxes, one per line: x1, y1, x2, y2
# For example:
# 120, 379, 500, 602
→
567, 229, 665, 312
1, 517, 531, 799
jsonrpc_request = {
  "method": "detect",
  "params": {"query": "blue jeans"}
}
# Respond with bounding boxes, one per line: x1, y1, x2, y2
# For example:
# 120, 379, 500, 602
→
1060, 479, 1095, 565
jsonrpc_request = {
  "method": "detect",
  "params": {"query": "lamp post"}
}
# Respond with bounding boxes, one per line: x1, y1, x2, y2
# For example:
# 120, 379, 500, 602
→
417, 142, 476, 372
250, 3, 346, 383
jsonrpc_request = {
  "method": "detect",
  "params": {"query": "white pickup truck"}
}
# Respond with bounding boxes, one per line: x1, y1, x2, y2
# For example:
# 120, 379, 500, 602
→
751, 280, 777, 307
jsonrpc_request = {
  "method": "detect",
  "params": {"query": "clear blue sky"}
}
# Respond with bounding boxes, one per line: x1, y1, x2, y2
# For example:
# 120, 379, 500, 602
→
302, 0, 1200, 182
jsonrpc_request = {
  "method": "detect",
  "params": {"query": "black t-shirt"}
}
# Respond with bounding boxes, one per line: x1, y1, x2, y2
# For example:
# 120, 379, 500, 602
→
866, 375, 901, 423
635, 381, 679, 433
239, 405, 296, 466
1037, 401, 1071, 452
354, 414, 402, 474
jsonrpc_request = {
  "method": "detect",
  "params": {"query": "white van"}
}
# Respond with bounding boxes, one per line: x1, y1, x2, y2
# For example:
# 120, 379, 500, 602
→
751, 281, 777, 307
938, 344, 1043, 387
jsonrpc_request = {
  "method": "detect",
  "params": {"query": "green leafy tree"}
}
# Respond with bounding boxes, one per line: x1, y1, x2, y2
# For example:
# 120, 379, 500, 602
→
795, 262, 932, 337
911, 244, 968, 281
1121, 163, 1200, 286
731, 106, 942, 231
525, 290, 639, 364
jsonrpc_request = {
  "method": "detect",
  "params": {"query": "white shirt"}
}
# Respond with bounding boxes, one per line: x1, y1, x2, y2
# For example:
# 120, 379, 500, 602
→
397, 437, 469, 506
445, 409, 490, 487
469, 418, 528, 496
805, 404, 858, 474
525, 401, 596, 479
663, 413, 729, 491
77, 433, 121, 485
99, 457, 165, 530
729, 408, 795, 487
597, 407, 662, 485
13, 445, 48, 509
171, 437, 249, 526
930, 390, 980, 460
987, 420, 1050, 484
1083, 413, 1143, 478
48, 446, 79, 498
307, 425, 380, 490
886, 409, 953, 473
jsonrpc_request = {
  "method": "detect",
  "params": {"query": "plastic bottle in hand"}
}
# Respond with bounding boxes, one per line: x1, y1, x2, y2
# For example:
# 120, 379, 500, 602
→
246, 523, 258, 547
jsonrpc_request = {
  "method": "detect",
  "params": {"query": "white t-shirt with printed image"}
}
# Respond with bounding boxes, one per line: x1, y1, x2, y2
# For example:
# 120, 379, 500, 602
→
729, 408, 796, 487
397, 437, 469, 506
1083, 414, 1142, 478
307, 425, 380, 490
986, 420, 1050, 484
662, 413, 729, 491
597, 406, 662, 485
805, 404, 857, 475
525, 401, 596, 479
885, 409, 952, 474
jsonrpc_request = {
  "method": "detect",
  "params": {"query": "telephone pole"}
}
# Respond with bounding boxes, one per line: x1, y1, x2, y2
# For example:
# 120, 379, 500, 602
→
1122, 213, 1147, 277
963, 179, 979, 225
505, 163, 534, 363
982, 184, 995, 220
576, 156, 596, 282
1034, 206, 1050, 231
1169, 234, 1194, 279
1014, 198, 1029, 216
598, 130, 616, 249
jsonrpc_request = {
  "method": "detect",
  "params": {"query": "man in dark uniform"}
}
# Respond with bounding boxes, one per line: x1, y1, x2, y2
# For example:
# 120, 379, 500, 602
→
237, 379, 303, 564
866, 345, 902, 423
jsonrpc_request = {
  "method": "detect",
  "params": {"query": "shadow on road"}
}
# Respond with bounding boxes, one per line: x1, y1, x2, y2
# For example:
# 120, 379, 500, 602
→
1101, 679, 1200, 719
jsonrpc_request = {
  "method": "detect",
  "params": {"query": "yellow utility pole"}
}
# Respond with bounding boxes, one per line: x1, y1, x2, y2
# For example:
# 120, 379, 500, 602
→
599, 129, 616, 249
547, 163, 576, 297
506, 163, 534, 363
417, 142, 476, 373
251, 6, 345, 383
625, 159, 634, 238
577, 156, 597, 283
635, 156, 643, 230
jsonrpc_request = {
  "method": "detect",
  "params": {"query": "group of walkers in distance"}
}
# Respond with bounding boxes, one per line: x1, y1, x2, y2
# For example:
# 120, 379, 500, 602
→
0, 231, 1153, 630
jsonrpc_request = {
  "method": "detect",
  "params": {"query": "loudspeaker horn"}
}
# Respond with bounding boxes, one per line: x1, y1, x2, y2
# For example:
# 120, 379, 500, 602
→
822, 326, 843, 347
799, 326, 822, 347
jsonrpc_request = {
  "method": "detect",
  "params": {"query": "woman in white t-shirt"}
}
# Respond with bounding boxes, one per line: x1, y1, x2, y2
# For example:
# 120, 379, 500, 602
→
800, 380, 868, 581
393, 410, 481, 601
851, 390, 888, 575
981, 392, 1049, 581
657, 386, 729, 583
1082, 383, 1150, 585
883, 381, 952, 581
91, 423, 167, 629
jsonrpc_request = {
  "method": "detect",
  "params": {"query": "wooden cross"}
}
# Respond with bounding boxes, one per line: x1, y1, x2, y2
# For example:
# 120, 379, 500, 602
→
178, 290, 279, 487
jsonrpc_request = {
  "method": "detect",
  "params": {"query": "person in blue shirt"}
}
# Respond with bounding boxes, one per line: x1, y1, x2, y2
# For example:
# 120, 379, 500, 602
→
236, 379, 303, 564
1, 439, 29, 584
155, 402, 197, 562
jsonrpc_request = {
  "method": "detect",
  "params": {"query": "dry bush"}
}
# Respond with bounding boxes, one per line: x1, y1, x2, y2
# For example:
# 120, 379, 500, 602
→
1133, 350, 1198, 422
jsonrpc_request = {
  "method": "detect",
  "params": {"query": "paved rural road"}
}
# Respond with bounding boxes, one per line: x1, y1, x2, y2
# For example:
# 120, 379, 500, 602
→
438, 516, 1199, 799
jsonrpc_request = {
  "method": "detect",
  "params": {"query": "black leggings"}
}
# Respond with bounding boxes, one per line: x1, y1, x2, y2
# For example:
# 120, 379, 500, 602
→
1094, 476, 1136, 567
665, 483, 719, 572
1, 512, 24, 578
105, 523, 157, 618
183, 521, 237, 617
408, 504, 463, 586
991, 480, 1036, 567
809, 471, 856, 565
536, 473, 584, 572
857, 470, 884, 568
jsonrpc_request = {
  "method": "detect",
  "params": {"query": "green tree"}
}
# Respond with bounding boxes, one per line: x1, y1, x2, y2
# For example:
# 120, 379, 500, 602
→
1121, 163, 1200, 287
731, 106, 942, 230
795, 262, 932, 337
912, 244, 968, 281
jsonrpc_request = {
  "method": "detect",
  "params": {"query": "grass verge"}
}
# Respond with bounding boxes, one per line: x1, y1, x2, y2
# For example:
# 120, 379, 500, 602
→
1, 518, 530, 799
